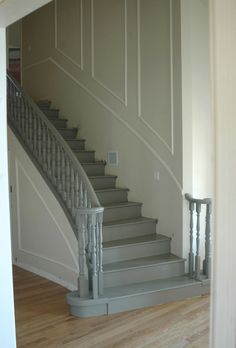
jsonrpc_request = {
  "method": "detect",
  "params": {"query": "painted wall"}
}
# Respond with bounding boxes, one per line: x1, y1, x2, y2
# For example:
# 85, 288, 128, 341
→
22, 0, 184, 256
181, 0, 213, 260
8, 128, 78, 290
0, 27, 16, 348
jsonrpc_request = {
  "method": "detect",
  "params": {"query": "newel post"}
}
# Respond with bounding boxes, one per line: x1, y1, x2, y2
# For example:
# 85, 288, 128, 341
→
203, 200, 212, 278
188, 200, 195, 277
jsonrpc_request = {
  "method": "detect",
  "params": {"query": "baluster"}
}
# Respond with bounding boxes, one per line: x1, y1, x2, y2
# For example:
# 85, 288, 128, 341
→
75, 173, 79, 209
25, 101, 29, 144
57, 144, 62, 194
52, 136, 56, 185
47, 130, 52, 178
91, 213, 98, 299
61, 151, 66, 201
77, 211, 89, 298
188, 201, 195, 278
42, 124, 47, 172
79, 180, 83, 207
33, 113, 38, 156
84, 188, 88, 208
203, 201, 212, 278
66, 159, 71, 209
17, 91, 22, 132
71, 166, 75, 218
29, 108, 33, 151
195, 202, 201, 280
21, 98, 26, 137
38, 118, 42, 163
97, 210, 104, 296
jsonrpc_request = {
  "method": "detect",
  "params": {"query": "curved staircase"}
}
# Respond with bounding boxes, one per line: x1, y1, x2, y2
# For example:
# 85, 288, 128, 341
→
8, 75, 210, 318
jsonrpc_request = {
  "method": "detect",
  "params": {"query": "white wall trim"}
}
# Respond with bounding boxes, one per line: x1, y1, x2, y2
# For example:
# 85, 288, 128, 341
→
91, 0, 128, 106
15, 158, 79, 270
23, 57, 182, 192
55, 0, 84, 70
14, 261, 77, 291
137, 0, 174, 155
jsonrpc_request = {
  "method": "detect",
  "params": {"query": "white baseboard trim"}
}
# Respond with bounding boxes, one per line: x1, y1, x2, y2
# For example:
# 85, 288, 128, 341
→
14, 260, 77, 291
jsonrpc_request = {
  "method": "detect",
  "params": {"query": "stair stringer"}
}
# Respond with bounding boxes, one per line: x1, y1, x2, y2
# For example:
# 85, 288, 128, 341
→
8, 128, 79, 290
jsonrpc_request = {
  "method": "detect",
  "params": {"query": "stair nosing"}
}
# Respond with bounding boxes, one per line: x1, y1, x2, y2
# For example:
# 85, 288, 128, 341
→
95, 187, 129, 193
103, 217, 158, 227
73, 150, 95, 154
89, 174, 117, 179
103, 201, 142, 209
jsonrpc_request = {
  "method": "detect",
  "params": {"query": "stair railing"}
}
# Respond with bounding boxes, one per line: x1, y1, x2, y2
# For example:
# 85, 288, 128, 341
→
7, 73, 104, 299
185, 193, 212, 280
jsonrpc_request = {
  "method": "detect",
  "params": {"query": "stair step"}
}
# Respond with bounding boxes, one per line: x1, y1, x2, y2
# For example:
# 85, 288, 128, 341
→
43, 109, 60, 119
82, 162, 106, 176
103, 254, 185, 287
37, 100, 51, 109
58, 128, 78, 139
96, 188, 129, 205
51, 118, 68, 128
103, 201, 142, 222
67, 276, 209, 317
66, 139, 85, 150
103, 234, 171, 264
73, 150, 95, 163
103, 217, 157, 242
89, 175, 117, 189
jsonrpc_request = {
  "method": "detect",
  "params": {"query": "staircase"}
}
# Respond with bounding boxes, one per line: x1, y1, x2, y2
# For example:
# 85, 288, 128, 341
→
8, 75, 210, 318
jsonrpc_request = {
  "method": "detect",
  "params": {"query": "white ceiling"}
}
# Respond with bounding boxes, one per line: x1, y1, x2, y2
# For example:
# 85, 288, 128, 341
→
0, 0, 52, 27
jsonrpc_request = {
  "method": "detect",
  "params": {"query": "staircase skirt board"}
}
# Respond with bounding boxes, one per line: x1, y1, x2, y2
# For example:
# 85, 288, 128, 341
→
66, 279, 210, 318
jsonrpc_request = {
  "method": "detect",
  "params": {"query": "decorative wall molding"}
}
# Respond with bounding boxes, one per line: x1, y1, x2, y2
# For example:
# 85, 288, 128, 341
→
55, 0, 84, 70
15, 158, 79, 271
91, 0, 128, 106
23, 57, 182, 191
137, 0, 174, 155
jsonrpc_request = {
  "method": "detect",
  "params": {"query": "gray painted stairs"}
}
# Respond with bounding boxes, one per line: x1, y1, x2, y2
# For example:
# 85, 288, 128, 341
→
37, 100, 209, 317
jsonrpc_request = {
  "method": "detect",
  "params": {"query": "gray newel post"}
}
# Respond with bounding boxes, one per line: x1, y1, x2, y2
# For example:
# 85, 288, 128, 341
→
77, 210, 89, 298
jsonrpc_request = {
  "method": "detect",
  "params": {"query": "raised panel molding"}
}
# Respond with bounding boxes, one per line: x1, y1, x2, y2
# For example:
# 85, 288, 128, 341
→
91, 0, 128, 106
15, 158, 78, 272
55, 0, 84, 70
137, 0, 174, 154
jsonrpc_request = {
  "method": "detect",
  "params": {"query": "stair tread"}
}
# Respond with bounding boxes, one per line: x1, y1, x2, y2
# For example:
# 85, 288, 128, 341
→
66, 138, 85, 142
95, 187, 129, 193
104, 253, 184, 272
89, 174, 117, 179
81, 161, 105, 165
103, 233, 170, 249
73, 150, 95, 153
104, 276, 199, 298
103, 201, 142, 209
103, 216, 157, 227
57, 127, 77, 130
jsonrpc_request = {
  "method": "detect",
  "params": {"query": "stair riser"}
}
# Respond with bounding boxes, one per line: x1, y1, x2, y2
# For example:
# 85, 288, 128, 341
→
51, 119, 68, 128
58, 129, 77, 139
104, 261, 185, 288
66, 140, 85, 150
89, 177, 117, 189
37, 101, 51, 109
103, 205, 142, 223
103, 240, 171, 264
43, 109, 59, 118
82, 164, 105, 176
97, 190, 128, 205
103, 221, 157, 242
74, 152, 95, 163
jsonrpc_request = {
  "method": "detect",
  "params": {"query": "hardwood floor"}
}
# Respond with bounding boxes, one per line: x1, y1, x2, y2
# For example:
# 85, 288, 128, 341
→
13, 266, 209, 348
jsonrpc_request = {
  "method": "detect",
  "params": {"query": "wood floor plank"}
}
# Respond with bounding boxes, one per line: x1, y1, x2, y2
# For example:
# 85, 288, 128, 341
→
13, 266, 209, 348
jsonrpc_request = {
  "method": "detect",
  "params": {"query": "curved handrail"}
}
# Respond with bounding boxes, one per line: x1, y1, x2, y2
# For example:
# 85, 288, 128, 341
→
185, 193, 211, 205
7, 73, 100, 208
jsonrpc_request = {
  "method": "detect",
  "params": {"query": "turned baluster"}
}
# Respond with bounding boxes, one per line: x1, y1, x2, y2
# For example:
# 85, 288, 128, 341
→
21, 99, 26, 137
203, 201, 212, 279
188, 201, 195, 277
47, 130, 52, 178
77, 211, 89, 298
79, 180, 83, 207
42, 124, 47, 172
57, 144, 62, 194
25, 102, 29, 144
33, 113, 38, 156
195, 203, 201, 280
28, 109, 33, 151
75, 173, 79, 210
84, 188, 88, 208
51, 136, 56, 185
38, 119, 42, 163
70, 166, 75, 218
61, 151, 66, 201
66, 159, 71, 209
97, 210, 104, 296
91, 213, 98, 299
